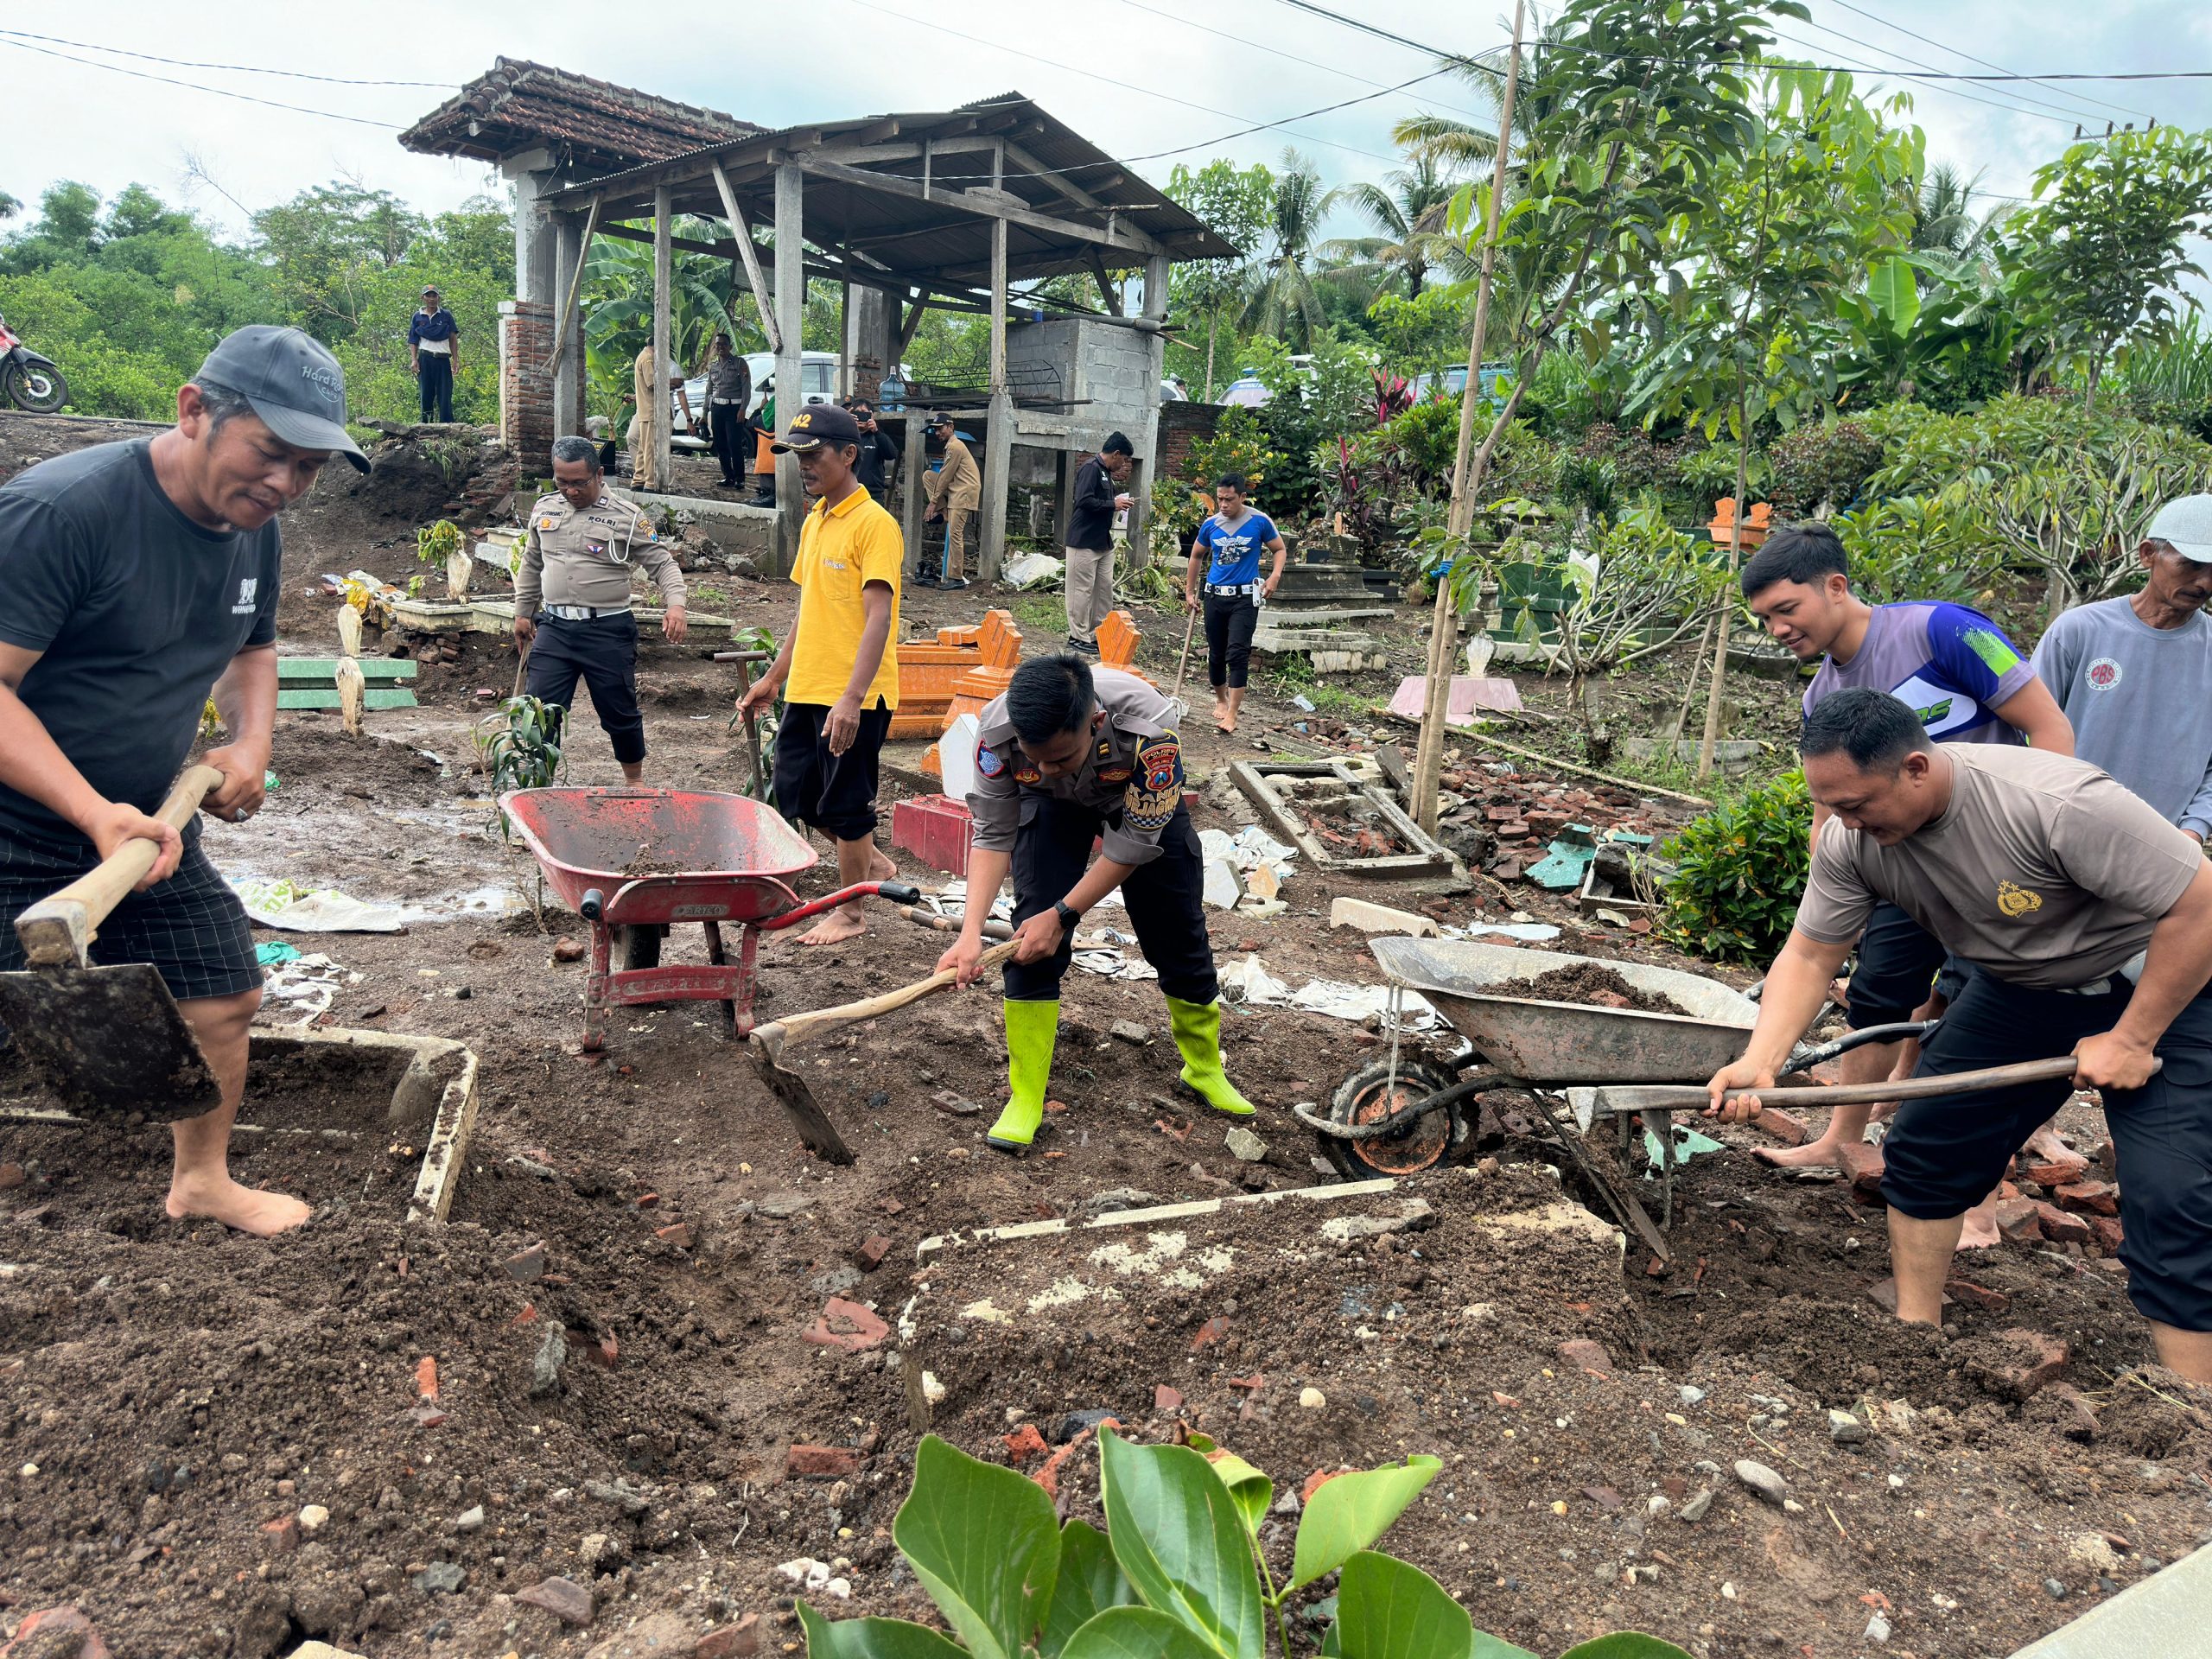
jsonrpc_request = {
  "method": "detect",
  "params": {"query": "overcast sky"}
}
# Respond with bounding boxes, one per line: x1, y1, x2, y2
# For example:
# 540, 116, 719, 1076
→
6, 0, 2210, 264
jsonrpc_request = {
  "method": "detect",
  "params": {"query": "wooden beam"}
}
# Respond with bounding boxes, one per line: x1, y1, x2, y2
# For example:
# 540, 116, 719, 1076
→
901, 408, 926, 578
543, 195, 600, 377
1088, 250, 1122, 316
652, 183, 673, 491
794, 156, 1170, 258
711, 161, 781, 354
772, 162, 805, 578
980, 145, 1013, 587
592, 219, 983, 309
1001, 137, 1113, 215
898, 299, 929, 355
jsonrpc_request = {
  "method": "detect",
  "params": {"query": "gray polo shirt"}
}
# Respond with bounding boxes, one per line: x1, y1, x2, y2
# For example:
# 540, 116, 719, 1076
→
2031, 596, 2212, 838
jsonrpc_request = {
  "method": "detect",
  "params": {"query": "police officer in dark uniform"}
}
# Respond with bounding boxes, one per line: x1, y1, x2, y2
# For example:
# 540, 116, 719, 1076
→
514, 435, 689, 783
937, 654, 1254, 1151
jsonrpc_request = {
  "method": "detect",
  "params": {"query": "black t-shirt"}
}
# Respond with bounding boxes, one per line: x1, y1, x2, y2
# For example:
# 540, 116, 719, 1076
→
0, 439, 280, 847
1067, 454, 1119, 552
852, 428, 902, 493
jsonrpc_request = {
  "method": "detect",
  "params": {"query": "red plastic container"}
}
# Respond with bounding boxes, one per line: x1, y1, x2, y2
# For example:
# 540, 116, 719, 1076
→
892, 794, 976, 876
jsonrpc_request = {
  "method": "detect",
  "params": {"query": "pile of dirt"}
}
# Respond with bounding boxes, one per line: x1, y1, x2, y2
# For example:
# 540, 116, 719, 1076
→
312, 429, 520, 531
1516, 961, 1693, 1017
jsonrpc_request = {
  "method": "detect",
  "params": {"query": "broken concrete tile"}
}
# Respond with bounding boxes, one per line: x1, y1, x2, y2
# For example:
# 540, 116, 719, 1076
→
1327, 896, 1439, 938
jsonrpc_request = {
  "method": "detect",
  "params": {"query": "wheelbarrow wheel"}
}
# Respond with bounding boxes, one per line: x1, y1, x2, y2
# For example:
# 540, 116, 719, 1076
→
619, 925, 663, 971
1320, 1057, 1464, 1180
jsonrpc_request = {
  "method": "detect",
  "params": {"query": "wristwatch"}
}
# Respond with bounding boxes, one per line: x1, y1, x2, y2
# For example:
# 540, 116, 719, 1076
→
1052, 899, 1082, 933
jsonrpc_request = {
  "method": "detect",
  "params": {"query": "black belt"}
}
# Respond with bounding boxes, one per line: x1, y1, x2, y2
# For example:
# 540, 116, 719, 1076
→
1205, 582, 1258, 597
541, 603, 632, 621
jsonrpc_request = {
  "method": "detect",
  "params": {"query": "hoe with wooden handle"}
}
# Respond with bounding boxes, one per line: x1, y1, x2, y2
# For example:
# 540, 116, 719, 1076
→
1586, 1054, 2152, 1117
0, 766, 227, 1118
747, 938, 1022, 1163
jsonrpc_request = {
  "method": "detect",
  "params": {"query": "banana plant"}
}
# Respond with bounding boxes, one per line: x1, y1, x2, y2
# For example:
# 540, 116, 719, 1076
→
798, 1430, 1691, 1659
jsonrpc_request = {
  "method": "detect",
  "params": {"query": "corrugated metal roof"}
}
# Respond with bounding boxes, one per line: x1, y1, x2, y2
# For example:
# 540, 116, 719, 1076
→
399, 57, 760, 172
528, 92, 1243, 284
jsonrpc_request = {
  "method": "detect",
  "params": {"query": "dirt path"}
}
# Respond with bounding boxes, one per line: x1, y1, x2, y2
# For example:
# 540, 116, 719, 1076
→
1, 416, 2204, 1658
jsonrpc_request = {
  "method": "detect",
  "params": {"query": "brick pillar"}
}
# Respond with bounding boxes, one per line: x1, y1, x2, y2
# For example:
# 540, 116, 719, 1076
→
499, 299, 555, 462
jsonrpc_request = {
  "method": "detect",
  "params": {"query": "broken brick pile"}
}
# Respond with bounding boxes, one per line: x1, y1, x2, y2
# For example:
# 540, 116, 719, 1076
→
1435, 766, 1659, 882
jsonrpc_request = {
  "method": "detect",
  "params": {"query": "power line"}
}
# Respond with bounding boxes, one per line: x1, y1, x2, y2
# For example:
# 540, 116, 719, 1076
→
0, 29, 455, 88
1821, 0, 2157, 124
837, 0, 1408, 165
0, 38, 406, 127
1772, 22, 2083, 129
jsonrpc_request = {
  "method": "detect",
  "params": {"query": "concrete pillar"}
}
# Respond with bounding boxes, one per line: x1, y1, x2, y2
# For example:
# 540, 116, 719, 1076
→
772, 162, 806, 578
1126, 256, 1173, 572
848, 287, 895, 407
901, 409, 926, 578
652, 185, 673, 493
504, 148, 560, 308
1052, 449, 1074, 550
552, 211, 584, 439
980, 215, 1012, 584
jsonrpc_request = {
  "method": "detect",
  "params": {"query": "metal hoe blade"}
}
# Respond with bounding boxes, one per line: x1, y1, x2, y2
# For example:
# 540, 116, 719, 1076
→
0, 964, 220, 1121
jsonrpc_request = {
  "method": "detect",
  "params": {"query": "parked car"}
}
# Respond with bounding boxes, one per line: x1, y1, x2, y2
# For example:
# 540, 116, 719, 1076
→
1406, 361, 1516, 403
1220, 369, 1270, 409
674, 348, 839, 437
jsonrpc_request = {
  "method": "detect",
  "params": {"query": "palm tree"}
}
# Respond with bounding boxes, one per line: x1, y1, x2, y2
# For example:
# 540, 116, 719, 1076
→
1911, 164, 2008, 267
1321, 151, 1463, 301
1243, 149, 1338, 347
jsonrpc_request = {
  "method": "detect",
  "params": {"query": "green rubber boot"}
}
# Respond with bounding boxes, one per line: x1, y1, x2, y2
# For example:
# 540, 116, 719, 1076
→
1166, 995, 1255, 1116
988, 999, 1060, 1153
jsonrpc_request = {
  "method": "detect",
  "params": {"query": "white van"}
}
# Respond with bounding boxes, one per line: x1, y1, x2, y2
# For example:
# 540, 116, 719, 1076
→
674, 349, 839, 437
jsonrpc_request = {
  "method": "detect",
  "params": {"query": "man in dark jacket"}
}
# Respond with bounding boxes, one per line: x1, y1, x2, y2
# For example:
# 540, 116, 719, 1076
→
1065, 433, 1135, 653
846, 398, 903, 505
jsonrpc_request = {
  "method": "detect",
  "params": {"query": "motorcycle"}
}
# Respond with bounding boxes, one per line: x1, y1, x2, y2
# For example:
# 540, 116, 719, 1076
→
0, 313, 68, 413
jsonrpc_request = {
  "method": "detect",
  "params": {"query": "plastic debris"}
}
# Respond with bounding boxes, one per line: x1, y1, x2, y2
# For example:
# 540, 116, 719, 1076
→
233, 879, 410, 933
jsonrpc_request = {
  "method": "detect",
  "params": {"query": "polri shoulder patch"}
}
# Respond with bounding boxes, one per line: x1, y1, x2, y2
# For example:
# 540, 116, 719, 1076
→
976, 743, 1006, 779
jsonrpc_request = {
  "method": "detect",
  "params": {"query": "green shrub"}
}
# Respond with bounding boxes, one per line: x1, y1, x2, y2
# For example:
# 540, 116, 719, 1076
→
1659, 771, 1813, 963
798, 1429, 1690, 1659
1150, 408, 1281, 553
1828, 494, 2000, 607
1764, 417, 1885, 515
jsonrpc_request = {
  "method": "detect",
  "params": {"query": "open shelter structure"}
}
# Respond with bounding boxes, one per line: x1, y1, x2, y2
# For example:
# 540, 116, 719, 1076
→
402, 61, 1239, 577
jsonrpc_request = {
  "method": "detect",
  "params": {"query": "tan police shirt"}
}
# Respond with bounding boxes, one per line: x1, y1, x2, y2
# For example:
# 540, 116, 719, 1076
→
515, 487, 686, 616
969, 667, 1183, 867
1794, 744, 2205, 988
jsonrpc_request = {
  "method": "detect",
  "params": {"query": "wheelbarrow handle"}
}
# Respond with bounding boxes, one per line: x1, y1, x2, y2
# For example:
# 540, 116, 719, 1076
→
757, 880, 922, 931
15, 764, 227, 969
1783, 1019, 1939, 1076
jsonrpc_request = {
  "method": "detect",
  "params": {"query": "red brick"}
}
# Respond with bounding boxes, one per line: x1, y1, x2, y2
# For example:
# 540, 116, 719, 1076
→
694, 1614, 760, 1658
655, 1223, 694, 1249
1003, 1424, 1049, 1467
1225, 1373, 1266, 1392
505, 1243, 546, 1282
591, 1332, 620, 1369
1751, 1108, 1809, 1147
803, 1297, 890, 1354
0, 1606, 111, 1659
1302, 1468, 1348, 1503
2054, 1179, 2120, 1217
855, 1235, 893, 1271
552, 937, 585, 963
415, 1356, 439, 1401
1866, 1277, 1952, 1315
260, 1515, 299, 1554
2036, 1203, 2093, 1244
1982, 1328, 2069, 1400
1943, 1279, 2010, 1313
507, 1303, 539, 1329
1835, 1141, 1886, 1203
635, 1192, 660, 1209
2088, 1214, 2126, 1255
516, 1573, 594, 1627
1033, 1430, 1095, 1500
1557, 1338, 1615, 1376
1993, 1197, 2043, 1243
1190, 1316, 1230, 1351
0, 1162, 25, 1190
786, 1444, 861, 1478
2023, 1158, 2089, 1187
1154, 1385, 1184, 1413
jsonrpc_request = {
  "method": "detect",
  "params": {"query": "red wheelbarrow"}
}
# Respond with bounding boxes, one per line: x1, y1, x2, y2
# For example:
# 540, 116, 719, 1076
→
500, 788, 920, 1052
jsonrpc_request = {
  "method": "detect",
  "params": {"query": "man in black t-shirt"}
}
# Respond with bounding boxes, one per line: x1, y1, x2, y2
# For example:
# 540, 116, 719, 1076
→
0, 326, 367, 1237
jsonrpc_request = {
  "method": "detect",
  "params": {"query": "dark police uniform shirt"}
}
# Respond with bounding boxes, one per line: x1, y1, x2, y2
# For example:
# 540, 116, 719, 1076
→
0, 439, 279, 846
969, 667, 1183, 867
515, 487, 687, 616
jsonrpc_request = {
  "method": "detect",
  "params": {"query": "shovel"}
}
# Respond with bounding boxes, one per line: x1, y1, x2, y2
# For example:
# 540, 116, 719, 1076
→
0, 766, 227, 1119
1582, 1054, 2148, 1120
748, 938, 1022, 1163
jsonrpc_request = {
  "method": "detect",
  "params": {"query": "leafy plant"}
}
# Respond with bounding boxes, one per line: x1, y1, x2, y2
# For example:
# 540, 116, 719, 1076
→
1827, 494, 1999, 608
474, 694, 565, 834
798, 1430, 1690, 1659
728, 623, 782, 803
416, 518, 462, 566
1762, 418, 1884, 517
1151, 408, 1281, 556
1659, 770, 1814, 962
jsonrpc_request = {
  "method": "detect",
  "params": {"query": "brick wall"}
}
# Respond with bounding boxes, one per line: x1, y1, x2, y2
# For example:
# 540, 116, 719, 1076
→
1156, 399, 1224, 484
499, 300, 555, 462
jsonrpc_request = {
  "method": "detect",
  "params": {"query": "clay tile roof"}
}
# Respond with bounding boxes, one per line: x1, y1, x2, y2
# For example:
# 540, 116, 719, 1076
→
399, 57, 760, 175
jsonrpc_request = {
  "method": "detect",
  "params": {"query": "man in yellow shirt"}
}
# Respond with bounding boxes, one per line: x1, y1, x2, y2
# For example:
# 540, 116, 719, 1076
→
735, 405, 902, 944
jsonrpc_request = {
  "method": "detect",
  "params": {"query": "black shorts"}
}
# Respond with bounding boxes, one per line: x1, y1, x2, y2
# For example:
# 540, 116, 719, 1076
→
526, 613, 646, 765
1882, 967, 2212, 1332
1845, 902, 1961, 1028
0, 828, 260, 1003
1002, 798, 1217, 1005
772, 700, 892, 842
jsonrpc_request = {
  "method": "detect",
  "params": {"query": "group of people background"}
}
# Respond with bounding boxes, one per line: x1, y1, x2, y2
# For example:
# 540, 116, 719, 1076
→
10, 316, 2212, 1400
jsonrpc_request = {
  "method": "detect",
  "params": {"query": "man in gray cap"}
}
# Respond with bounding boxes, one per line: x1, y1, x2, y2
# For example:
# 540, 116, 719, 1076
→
0, 325, 365, 1237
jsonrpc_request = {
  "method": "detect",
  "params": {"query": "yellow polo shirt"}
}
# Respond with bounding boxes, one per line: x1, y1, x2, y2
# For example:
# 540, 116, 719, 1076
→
787, 487, 903, 709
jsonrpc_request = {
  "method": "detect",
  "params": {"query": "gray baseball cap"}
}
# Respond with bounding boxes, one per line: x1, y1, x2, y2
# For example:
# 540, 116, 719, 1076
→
193, 326, 370, 474
2147, 494, 2212, 563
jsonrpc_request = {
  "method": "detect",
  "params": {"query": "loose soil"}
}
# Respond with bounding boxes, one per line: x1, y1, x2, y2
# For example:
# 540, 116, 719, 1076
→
2, 411, 2206, 1659
1515, 963, 1695, 1018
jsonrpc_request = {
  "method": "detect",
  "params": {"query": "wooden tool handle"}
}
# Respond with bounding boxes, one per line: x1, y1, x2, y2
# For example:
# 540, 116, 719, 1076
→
754, 938, 1021, 1054
1626, 1053, 2149, 1113
15, 765, 227, 969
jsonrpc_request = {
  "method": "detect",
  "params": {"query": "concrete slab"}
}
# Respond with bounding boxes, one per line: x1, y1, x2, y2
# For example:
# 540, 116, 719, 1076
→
2009, 1544, 2212, 1657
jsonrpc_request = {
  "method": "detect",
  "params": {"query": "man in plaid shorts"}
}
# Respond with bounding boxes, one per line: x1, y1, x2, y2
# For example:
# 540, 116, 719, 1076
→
0, 326, 367, 1236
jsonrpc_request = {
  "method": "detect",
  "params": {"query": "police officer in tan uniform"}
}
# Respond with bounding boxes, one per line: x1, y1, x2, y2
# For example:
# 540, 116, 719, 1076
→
937, 655, 1255, 1151
514, 435, 688, 783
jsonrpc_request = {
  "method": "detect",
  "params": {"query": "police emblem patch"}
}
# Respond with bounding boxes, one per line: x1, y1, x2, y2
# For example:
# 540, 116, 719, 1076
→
1097, 766, 1133, 784
976, 743, 1005, 779
1014, 766, 1043, 785
1137, 736, 1181, 793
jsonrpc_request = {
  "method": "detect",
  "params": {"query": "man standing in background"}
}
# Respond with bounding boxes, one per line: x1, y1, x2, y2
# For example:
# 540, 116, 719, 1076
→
408, 284, 460, 423
921, 412, 979, 589
1064, 433, 1135, 654
629, 340, 694, 494
846, 398, 903, 506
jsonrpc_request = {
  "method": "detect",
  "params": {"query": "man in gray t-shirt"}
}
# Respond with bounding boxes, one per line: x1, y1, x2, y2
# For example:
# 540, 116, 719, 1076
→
2033, 494, 2212, 841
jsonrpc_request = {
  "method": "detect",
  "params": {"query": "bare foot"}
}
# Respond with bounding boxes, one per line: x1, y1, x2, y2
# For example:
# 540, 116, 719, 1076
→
797, 907, 867, 946
165, 1173, 312, 1236
1958, 1196, 2003, 1249
1217, 712, 1238, 734
1753, 1135, 1848, 1170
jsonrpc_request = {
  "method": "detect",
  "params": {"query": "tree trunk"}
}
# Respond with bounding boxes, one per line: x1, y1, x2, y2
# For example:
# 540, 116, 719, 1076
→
1204, 312, 1217, 403
1695, 407, 1753, 781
